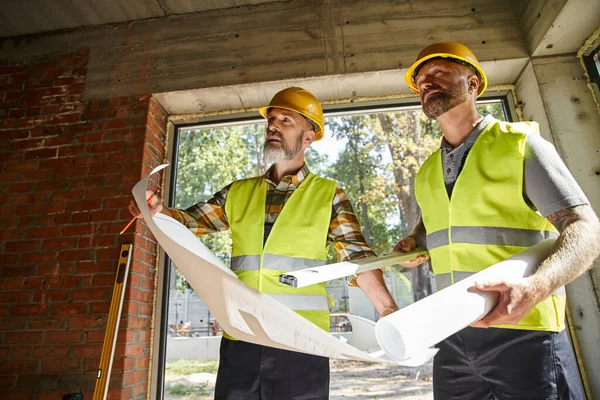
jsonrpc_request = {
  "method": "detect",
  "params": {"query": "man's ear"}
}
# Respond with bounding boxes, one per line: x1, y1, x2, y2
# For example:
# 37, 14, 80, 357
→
304, 128, 316, 145
468, 75, 480, 94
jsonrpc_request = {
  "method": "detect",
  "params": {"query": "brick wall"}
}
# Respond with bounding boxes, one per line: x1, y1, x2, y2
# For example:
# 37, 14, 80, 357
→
0, 48, 168, 399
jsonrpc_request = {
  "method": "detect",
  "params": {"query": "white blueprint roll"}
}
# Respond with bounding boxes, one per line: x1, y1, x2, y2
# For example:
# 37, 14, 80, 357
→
374, 239, 556, 361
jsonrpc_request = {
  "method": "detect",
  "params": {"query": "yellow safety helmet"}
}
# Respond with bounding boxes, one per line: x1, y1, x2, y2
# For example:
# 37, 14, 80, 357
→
259, 87, 325, 141
404, 42, 488, 97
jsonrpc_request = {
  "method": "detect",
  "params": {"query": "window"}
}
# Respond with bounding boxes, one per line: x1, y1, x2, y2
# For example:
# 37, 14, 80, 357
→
158, 98, 509, 399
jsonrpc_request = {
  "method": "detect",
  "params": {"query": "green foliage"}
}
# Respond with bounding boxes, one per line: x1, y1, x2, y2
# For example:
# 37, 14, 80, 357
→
166, 360, 219, 376
172, 101, 508, 298
165, 382, 210, 396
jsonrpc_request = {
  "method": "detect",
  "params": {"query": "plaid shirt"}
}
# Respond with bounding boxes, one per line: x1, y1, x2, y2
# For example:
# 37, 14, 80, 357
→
168, 164, 375, 284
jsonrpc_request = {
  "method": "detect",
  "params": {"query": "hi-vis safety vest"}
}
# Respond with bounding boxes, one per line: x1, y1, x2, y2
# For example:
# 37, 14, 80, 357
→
224, 172, 337, 340
415, 119, 566, 332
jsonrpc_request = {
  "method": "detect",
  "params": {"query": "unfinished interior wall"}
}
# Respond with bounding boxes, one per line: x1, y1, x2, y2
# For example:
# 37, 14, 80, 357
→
515, 54, 600, 397
0, 49, 167, 399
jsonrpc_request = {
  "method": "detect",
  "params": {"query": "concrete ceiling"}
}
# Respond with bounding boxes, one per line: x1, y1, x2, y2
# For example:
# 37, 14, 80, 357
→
0, 0, 279, 38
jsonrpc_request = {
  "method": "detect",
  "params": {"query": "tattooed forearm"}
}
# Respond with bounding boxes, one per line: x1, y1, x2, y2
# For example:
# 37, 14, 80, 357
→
533, 204, 600, 297
410, 218, 427, 247
547, 207, 581, 232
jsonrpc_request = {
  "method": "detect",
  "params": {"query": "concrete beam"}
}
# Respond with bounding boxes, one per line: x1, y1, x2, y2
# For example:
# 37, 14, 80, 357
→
0, 0, 165, 38
0, 0, 282, 38
0, 0, 528, 101
154, 58, 528, 115
519, 0, 600, 56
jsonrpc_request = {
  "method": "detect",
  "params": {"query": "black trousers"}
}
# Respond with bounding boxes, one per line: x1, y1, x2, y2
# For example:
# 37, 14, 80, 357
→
433, 327, 585, 400
214, 337, 330, 400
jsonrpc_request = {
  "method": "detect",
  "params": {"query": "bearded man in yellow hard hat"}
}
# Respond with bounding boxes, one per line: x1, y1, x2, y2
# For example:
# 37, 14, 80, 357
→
130, 87, 398, 399
394, 42, 598, 399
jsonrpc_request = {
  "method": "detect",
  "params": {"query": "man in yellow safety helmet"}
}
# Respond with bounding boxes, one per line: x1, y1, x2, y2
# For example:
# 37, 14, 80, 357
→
130, 87, 398, 399
395, 42, 600, 399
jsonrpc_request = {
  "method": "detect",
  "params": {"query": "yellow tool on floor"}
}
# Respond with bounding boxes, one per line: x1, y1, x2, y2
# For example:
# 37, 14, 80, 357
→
92, 244, 133, 400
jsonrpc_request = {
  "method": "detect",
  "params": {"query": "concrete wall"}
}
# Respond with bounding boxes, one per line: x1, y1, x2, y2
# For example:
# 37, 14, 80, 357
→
515, 54, 600, 398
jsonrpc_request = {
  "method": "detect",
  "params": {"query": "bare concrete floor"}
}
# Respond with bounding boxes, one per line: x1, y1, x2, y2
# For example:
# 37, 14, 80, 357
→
164, 359, 433, 400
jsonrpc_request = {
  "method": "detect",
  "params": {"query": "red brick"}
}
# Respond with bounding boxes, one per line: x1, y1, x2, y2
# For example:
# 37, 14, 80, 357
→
45, 330, 84, 344
91, 302, 111, 314
37, 263, 74, 276
0, 228, 24, 241
21, 169, 53, 181
58, 249, 93, 262
0, 65, 27, 75
1, 182, 32, 194
72, 288, 111, 302
24, 148, 57, 160
75, 260, 113, 275
11, 303, 48, 316
32, 290, 69, 303
123, 370, 146, 386
123, 302, 139, 315
2, 279, 25, 291
62, 224, 99, 237
74, 344, 102, 359
41, 358, 80, 373
25, 227, 61, 239
52, 344, 73, 358
21, 251, 57, 264
10, 138, 44, 150
61, 276, 81, 287
0, 291, 31, 303
0, 318, 27, 331
139, 303, 153, 316
66, 199, 102, 212
0, 266, 35, 278
68, 315, 106, 329
41, 238, 77, 250
86, 331, 105, 344
5, 160, 38, 171
4, 240, 41, 252
51, 303, 87, 315
91, 274, 116, 287
32, 346, 53, 358
0, 374, 16, 389
0, 360, 39, 374
12, 346, 32, 359
5, 331, 44, 344
79, 235, 117, 248
24, 278, 43, 289
28, 315, 68, 330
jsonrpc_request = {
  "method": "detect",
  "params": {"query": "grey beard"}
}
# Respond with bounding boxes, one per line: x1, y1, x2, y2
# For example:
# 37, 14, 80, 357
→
422, 84, 469, 119
263, 130, 304, 164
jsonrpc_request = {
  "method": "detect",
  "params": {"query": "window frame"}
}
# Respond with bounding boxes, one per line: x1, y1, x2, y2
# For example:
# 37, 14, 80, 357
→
152, 91, 515, 399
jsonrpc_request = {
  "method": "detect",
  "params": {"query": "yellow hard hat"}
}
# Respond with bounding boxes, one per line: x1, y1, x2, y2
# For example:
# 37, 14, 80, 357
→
259, 87, 325, 141
404, 42, 488, 97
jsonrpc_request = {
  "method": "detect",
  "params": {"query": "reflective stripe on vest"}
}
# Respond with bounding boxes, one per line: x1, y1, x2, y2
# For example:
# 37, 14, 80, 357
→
434, 271, 566, 296
426, 227, 559, 250
269, 293, 329, 311
231, 254, 326, 272
415, 119, 565, 332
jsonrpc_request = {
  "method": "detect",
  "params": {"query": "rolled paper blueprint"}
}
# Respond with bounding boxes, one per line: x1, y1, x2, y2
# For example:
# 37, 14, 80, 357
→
375, 239, 556, 361
279, 248, 428, 288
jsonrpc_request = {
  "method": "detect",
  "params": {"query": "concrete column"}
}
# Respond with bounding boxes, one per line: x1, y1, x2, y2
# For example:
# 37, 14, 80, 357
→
516, 54, 600, 397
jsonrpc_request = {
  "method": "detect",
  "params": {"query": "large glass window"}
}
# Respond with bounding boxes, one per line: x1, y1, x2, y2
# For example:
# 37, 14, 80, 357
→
160, 99, 508, 399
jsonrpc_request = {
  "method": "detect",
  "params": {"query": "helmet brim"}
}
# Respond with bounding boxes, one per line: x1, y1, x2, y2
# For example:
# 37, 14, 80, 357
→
259, 105, 324, 141
404, 53, 488, 97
